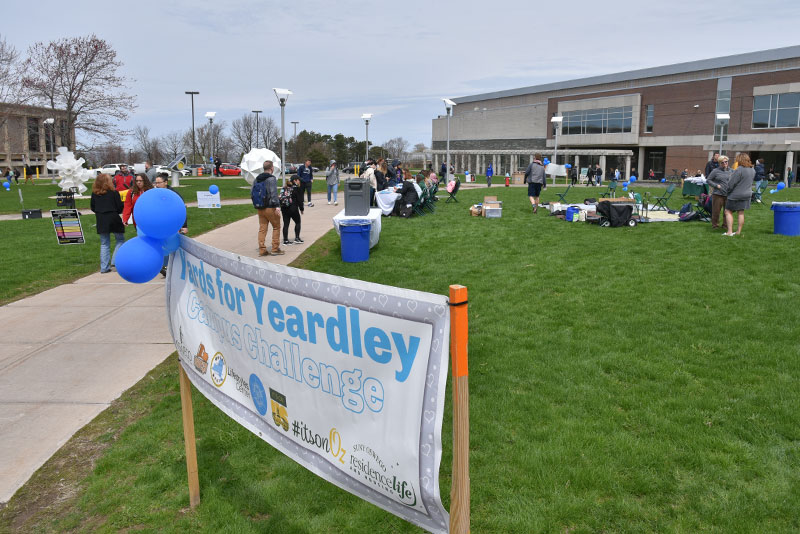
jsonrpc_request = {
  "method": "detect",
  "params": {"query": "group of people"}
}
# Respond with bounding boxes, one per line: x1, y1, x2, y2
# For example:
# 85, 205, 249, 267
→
90, 163, 187, 274
703, 152, 757, 235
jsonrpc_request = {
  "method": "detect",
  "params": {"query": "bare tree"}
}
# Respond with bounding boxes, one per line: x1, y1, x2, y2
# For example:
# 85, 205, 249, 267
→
21, 35, 136, 148
260, 116, 280, 154
0, 35, 25, 130
133, 125, 163, 163
161, 131, 184, 162
230, 113, 256, 154
383, 137, 410, 160
413, 143, 427, 153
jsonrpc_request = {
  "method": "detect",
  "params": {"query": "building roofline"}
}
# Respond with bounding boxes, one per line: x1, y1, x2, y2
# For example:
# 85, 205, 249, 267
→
453, 45, 800, 104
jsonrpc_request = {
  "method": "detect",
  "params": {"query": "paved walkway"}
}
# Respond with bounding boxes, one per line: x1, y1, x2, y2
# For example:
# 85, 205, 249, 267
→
0, 193, 343, 503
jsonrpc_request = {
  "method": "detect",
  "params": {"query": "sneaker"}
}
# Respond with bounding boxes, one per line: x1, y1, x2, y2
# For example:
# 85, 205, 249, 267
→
272, 249, 286, 255
294, 237, 304, 244
722, 232, 734, 236
327, 201, 331, 205
308, 202, 314, 207
283, 240, 293, 245
160, 267, 167, 277
334, 201, 338, 205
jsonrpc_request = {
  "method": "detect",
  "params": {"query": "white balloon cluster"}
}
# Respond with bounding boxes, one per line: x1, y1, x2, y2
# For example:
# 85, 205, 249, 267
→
46, 147, 94, 196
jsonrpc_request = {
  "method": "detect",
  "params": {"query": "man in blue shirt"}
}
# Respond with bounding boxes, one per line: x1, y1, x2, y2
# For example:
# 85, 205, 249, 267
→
297, 159, 314, 207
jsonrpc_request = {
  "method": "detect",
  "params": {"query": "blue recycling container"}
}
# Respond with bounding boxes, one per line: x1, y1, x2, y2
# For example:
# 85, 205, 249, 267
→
340, 220, 371, 262
771, 202, 800, 236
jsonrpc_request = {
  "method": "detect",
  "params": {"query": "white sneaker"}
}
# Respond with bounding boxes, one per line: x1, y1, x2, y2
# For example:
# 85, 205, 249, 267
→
334, 201, 338, 206
327, 201, 331, 205
308, 202, 314, 207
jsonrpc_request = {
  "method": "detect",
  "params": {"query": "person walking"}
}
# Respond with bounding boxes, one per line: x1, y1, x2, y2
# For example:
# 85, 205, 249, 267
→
788, 167, 795, 188
723, 153, 756, 236
122, 174, 153, 228
325, 160, 340, 205
595, 164, 603, 186
90, 173, 125, 274
753, 158, 766, 192
253, 160, 284, 256
486, 163, 493, 187
297, 158, 314, 206
214, 156, 222, 178
281, 175, 304, 246
523, 153, 547, 213
705, 155, 731, 229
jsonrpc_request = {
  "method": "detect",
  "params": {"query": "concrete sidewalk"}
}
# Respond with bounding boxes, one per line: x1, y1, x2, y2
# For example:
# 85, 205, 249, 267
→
0, 193, 343, 503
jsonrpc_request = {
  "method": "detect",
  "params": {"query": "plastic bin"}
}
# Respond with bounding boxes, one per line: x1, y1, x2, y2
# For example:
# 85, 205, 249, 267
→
340, 219, 371, 262
345, 178, 371, 216
771, 201, 800, 236
566, 206, 580, 222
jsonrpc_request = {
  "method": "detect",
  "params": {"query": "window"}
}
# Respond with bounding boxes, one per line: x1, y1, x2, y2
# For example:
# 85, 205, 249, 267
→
561, 106, 633, 135
27, 118, 40, 152
59, 120, 70, 147
645, 105, 654, 133
752, 92, 800, 129
44, 121, 55, 152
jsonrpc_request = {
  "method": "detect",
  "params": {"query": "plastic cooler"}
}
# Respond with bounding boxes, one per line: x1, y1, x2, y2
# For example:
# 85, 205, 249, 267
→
771, 201, 800, 236
339, 219, 371, 262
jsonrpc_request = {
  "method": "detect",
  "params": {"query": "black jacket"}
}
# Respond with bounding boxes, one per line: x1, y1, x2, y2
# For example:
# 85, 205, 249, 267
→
399, 181, 419, 205
90, 191, 125, 234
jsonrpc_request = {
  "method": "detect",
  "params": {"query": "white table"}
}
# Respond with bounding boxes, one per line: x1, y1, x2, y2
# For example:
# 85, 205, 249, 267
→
332, 208, 382, 249
375, 189, 401, 216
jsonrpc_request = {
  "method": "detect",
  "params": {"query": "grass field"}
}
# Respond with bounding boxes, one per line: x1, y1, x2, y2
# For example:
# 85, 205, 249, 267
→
2, 184, 800, 533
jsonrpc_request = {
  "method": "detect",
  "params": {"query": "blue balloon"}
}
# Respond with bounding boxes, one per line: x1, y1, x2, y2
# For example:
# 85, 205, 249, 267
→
162, 233, 181, 254
2, 182, 9, 190
133, 188, 187, 239
622, 186, 628, 191
544, 158, 550, 165
777, 182, 786, 191
564, 163, 572, 169
660, 178, 666, 183
770, 189, 778, 194
115, 236, 164, 283
629, 176, 637, 182
623, 182, 629, 187
209, 184, 219, 195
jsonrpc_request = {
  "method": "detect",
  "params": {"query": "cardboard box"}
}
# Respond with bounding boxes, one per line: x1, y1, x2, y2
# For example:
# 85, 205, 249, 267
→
484, 196, 498, 203
512, 172, 524, 184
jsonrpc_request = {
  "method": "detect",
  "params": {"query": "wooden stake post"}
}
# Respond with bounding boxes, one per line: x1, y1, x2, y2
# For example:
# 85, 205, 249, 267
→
178, 363, 201, 508
449, 285, 470, 533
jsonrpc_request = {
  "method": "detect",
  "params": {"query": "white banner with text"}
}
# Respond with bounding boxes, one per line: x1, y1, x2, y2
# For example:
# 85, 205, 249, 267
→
166, 238, 450, 533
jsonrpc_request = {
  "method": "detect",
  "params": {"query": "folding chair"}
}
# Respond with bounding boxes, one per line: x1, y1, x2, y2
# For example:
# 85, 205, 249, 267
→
751, 181, 768, 205
424, 185, 436, 213
695, 192, 712, 221
412, 188, 427, 216
445, 178, 461, 203
600, 181, 617, 198
556, 184, 572, 203
652, 183, 676, 211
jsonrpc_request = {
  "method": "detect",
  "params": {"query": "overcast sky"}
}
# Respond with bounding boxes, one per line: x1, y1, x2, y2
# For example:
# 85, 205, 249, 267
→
5, 0, 800, 151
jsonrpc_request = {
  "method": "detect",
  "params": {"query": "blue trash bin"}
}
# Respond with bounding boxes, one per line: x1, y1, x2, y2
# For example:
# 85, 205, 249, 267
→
340, 219, 371, 262
771, 201, 800, 236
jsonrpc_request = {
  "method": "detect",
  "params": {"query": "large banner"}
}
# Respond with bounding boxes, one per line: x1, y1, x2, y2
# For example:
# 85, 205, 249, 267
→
167, 238, 450, 533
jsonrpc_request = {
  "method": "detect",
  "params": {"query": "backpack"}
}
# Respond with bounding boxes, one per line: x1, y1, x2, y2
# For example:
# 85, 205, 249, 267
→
279, 186, 293, 209
251, 179, 268, 209
679, 211, 699, 222
679, 202, 692, 214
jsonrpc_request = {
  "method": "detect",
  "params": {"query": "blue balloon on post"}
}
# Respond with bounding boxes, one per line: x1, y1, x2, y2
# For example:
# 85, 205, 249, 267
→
115, 236, 165, 283
133, 188, 187, 239
565, 163, 572, 169
209, 184, 219, 195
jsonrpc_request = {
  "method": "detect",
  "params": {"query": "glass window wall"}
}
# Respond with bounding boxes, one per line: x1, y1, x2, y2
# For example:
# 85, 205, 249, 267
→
752, 92, 800, 129
563, 106, 633, 135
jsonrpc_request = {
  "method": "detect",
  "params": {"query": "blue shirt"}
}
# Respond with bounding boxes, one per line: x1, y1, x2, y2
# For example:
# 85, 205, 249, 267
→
297, 165, 313, 183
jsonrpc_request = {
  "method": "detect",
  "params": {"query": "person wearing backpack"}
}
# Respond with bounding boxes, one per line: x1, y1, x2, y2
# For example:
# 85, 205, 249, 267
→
281, 175, 304, 246
251, 160, 284, 256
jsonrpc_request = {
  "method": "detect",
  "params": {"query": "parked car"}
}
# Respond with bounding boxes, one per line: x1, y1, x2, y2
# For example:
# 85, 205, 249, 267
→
342, 161, 365, 174
98, 163, 128, 175
285, 163, 298, 174
219, 164, 241, 176
154, 165, 189, 177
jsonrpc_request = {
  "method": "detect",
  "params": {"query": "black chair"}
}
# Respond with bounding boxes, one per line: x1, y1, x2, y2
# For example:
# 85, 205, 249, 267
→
446, 178, 461, 203
652, 183, 676, 211
556, 184, 573, 203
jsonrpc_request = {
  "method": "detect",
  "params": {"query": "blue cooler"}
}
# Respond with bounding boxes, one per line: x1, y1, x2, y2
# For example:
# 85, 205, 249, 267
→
771, 202, 800, 236
340, 219, 371, 262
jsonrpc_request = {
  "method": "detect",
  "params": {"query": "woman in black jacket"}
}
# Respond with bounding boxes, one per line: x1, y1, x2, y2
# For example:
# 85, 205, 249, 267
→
90, 173, 126, 273
281, 175, 305, 245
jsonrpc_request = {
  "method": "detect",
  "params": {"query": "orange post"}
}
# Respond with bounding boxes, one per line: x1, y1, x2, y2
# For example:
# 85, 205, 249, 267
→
178, 363, 201, 508
449, 285, 470, 534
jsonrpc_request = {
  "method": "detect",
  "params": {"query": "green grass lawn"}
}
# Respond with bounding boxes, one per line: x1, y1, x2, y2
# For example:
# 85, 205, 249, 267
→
2, 185, 800, 533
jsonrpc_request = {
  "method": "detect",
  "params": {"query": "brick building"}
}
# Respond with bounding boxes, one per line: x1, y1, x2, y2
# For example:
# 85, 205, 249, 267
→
0, 103, 73, 174
431, 46, 800, 180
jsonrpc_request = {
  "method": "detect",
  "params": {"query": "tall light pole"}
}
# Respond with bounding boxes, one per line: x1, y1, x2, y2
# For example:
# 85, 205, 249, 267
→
442, 99, 456, 181
252, 110, 262, 149
205, 112, 216, 174
44, 118, 55, 184
715, 112, 730, 156
273, 88, 293, 187
185, 91, 199, 165
551, 115, 563, 185
361, 114, 372, 162
291, 121, 299, 161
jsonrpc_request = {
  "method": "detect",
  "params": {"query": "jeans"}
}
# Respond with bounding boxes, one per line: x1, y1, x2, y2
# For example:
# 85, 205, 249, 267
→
327, 184, 338, 203
301, 181, 312, 203
99, 232, 125, 272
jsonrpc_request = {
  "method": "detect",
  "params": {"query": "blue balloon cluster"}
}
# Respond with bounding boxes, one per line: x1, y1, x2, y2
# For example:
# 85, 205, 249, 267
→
544, 158, 550, 165
564, 163, 572, 169
115, 188, 187, 284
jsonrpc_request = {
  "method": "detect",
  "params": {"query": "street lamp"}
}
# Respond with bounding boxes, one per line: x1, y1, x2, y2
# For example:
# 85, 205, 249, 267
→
442, 99, 456, 180
43, 118, 55, 183
290, 121, 299, 161
185, 91, 199, 165
550, 115, 563, 185
273, 88, 292, 187
205, 111, 216, 175
715, 112, 730, 156
361, 113, 373, 163
252, 110, 262, 149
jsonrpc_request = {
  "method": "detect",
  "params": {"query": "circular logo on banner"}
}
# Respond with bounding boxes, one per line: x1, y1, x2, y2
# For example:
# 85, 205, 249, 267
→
249, 373, 268, 416
209, 352, 227, 387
